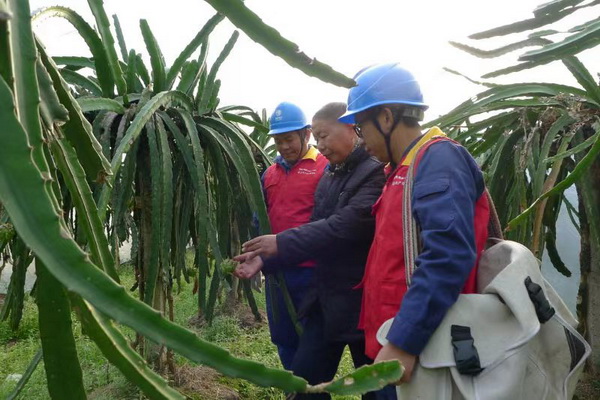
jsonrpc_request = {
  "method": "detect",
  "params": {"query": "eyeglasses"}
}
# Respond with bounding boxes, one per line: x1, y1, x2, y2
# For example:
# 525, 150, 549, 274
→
353, 123, 363, 138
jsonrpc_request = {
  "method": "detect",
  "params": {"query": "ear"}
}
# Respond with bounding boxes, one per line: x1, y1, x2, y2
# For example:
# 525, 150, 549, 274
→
304, 128, 312, 141
378, 107, 396, 132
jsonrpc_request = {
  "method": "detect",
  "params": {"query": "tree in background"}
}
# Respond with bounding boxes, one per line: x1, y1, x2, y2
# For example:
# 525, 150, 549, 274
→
428, 0, 600, 370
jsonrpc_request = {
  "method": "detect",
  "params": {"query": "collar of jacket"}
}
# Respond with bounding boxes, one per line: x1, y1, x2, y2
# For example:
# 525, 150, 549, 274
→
274, 146, 319, 172
383, 127, 447, 175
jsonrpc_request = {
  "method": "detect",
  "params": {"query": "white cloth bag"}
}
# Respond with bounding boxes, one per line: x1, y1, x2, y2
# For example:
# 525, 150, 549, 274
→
379, 137, 591, 400
377, 240, 590, 400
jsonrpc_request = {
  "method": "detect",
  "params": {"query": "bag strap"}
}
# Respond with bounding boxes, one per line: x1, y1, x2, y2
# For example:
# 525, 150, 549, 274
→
403, 137, 503, 286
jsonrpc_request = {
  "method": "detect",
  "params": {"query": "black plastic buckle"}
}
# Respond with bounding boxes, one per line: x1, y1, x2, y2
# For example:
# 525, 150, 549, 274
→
451, 325, 483, 376
524, 276, 555, 324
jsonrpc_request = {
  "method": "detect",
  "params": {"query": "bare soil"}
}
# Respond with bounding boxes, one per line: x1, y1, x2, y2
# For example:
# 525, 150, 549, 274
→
188, 301, 266, 331
574, 370, 600, 400
176, 365, 240, 400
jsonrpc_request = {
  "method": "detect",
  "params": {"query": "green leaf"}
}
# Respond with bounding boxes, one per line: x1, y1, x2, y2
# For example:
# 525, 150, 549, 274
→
173, 108, 223, 263
528, 29, 560, 38
77, 298, 186, 399
198, 31, 238, 113
77, 97, 126, 113
125, 49, 141, 93
519, 18, 600, 62
443, 67, 497, 88
34, 6, 115, 97
8, 0, 48, 175
509, 123, 600, 228
52, 56, 95, 69
49, 134, 119, 281
545, 226, 572, 277
310, 361, 403, 395
60, 68, 103, 96
144, 119, 163, 305
426, 83, 589, 128
37, 60, 70, 125
140, 19, 166, 92
5, 349, 42, 400
0, 2, 12, 88
156, 118, 173, 289
87, 0, 127, 97
0, 77, 308, 393
98, 90, 193, 220
562, 56, 600, 105
136, 52, 151, 86
469, 7, 580, 39
241, 279, 261, 322
112, 14, 128, 61
221, 111, 269, 133
0, 237, 31, 330
202, 117, 270, 233
38, 42, 112, 182
481, 60, 552, 78
204, 0, 355, 88
112, 110, 138, 235
545, 126, 600, 163
176, 60, 201, 95
207, 78, 221, 111
449, 37, 551, 58
533, 113, 576, 196
36, 262, 86, 400
165, 13, 223, 89
533, 0, 584, 17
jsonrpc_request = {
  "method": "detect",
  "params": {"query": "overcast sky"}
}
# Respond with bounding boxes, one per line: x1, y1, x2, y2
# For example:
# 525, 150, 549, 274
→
31, 0, 596, 122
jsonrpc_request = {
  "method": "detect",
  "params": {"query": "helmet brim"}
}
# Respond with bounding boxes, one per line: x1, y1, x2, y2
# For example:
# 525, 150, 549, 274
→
268, 124, 311, 135
338, 100, 428, 125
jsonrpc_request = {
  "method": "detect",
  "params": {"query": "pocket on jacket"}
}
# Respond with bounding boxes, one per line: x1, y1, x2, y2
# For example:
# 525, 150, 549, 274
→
413, 177, 449, 200
413, 177, 454, 230
379, 282, 402, 307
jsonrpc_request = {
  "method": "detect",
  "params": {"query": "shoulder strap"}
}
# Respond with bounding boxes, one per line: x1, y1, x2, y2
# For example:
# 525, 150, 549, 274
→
403, 137, 503, 286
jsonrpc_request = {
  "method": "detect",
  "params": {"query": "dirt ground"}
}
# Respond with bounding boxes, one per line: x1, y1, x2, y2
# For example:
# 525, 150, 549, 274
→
176, 365, 240, 400
189, 300, 267, 331
574, 370, 600, 399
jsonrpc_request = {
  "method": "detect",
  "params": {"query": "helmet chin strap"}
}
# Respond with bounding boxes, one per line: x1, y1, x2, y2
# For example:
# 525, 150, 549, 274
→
298, 128, 308, 158
372, 111, 401, 170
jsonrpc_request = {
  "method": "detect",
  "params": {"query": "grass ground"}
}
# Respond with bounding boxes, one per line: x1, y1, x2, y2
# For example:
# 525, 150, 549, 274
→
2, 261, 598, 399
0, 262, 359, 400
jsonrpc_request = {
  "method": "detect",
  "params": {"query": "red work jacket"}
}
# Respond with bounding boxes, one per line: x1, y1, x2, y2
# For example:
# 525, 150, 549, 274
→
359, 129, 490, 358
263, 147, 328, 267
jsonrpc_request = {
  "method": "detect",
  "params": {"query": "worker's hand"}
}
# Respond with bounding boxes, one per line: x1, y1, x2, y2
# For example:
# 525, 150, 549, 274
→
233, 254, 264, 279
242, 234, 278, 259
374, 342, 417, 384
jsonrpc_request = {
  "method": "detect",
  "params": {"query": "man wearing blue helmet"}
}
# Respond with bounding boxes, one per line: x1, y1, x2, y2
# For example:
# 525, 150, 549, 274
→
236, 102, 385, 399
260, 102, 328, 370
340, 63, 490, 398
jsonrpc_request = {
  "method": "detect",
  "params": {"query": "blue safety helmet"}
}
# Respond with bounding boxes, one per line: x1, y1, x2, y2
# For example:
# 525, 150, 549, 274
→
339, 63, 428, 124
268, 102, 310, 135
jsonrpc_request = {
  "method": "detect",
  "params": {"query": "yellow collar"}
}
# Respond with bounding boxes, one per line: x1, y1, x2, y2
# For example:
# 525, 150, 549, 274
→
400, 127, 446, 166
302, 146, 319, 161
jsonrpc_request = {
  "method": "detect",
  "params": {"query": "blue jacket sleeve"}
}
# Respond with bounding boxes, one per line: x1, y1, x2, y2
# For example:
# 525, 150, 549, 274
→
386, 141, 485, 355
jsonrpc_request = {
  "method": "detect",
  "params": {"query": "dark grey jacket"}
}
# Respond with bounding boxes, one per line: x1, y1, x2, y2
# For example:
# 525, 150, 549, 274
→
269, 146, 385, 342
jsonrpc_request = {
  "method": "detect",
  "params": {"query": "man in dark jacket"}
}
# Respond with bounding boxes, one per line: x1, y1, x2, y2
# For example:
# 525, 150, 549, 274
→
235, 102, 385, 399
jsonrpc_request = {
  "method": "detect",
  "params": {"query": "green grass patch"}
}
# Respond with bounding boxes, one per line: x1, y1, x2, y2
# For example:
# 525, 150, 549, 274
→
1, 261, 360, 399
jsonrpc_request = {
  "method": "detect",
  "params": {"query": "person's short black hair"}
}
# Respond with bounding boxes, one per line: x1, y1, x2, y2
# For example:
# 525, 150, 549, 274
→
372, 104, 420, 128
313, 102, 347, 121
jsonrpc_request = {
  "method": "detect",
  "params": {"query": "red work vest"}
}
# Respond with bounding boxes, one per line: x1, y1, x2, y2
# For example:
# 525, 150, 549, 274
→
263, 148, 328, 266
358, 130, 490, 359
